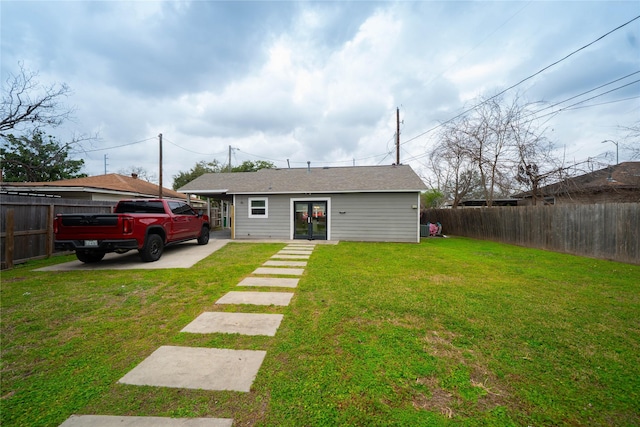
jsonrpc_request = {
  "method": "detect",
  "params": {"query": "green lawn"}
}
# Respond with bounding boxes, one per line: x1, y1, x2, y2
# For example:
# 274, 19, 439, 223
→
1, 238, 639, 426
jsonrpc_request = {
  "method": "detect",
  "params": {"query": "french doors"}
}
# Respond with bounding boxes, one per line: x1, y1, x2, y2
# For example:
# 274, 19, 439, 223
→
294, 201, 327, 240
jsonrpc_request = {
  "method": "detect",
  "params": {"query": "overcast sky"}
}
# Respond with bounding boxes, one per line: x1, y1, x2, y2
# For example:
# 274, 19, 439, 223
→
2, 1, 639, 188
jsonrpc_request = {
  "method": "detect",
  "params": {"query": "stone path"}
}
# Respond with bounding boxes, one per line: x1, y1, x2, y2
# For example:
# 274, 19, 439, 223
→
181, 312, 284, 336
237, 277, 299, 288
215, 291, 294, 306
59, 242, 316, 427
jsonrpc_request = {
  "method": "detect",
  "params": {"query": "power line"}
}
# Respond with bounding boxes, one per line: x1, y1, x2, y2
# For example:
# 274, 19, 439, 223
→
529, 79, 640, 121
524, 70, 640, 119
421, 1, 533, 90
400, 15, 640, 147
561, 95, 640, 111
164, 137, 228, 157
400, 84, 640, 167
402, 80, 640, 165
82, 137, 156, 153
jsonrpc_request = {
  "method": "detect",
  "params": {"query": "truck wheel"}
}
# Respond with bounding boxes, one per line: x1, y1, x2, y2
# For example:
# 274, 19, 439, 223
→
197, 225, 210, 245
140, 234, 163, 262
76, 250, 105, 263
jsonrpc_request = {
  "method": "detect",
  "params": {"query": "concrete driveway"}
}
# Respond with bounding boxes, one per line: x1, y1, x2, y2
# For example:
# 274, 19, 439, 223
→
36, 239, 229, 271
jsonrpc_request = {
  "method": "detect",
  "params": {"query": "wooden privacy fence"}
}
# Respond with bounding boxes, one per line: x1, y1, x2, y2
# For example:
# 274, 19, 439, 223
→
423, 203, 640, 265
1, 195, 115, 269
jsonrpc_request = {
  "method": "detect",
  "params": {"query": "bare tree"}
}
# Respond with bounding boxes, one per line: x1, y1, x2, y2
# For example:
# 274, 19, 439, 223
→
428, 94, 560, 206
619, 120, 640, 160
507, 102, 564, 204
429, 119, 483, 208
118, 166, 158, 183
1, 63, 74, 136
453, 96, 516, 206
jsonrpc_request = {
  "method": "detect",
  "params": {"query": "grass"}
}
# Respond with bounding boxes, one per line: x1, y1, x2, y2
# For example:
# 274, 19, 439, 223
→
1, 238, 639, 426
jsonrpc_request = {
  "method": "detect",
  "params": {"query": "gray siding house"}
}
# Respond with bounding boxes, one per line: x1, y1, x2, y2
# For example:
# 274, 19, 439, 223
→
178, 165, 427, 243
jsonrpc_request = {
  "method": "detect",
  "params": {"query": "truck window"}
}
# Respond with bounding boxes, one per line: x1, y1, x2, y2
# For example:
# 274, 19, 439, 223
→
115, 201, 166, 214
168, 201, 196, 216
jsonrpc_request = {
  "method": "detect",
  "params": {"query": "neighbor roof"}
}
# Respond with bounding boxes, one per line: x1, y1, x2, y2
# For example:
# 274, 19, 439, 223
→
514, 162, 640, 198
179, 165, 427, 196
1, 173, 187, 199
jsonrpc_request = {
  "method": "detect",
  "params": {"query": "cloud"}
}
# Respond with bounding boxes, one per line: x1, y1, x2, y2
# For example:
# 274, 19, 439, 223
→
2, 0, 638, 185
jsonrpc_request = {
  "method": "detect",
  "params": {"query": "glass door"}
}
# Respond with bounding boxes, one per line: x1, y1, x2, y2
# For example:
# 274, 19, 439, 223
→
294, 201, 327, 240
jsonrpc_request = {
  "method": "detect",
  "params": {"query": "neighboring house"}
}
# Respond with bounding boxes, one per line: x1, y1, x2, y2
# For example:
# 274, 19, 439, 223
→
0, 173, 188, 202
178, 165, 427, 243
515, 162, 640, 205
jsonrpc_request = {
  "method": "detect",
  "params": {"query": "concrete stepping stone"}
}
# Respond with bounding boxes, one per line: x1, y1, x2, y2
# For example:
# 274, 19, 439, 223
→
118, 346, 266, 392
216, 291, 294, 306
181, 312, 284, 336
271, 253, 310, 260
285, 245, 315, 250
263, 260, 307, 267
59, 415, 233, 427
278, 250, 313, 255
252, 267, 304, 276
238, 277, 299, 288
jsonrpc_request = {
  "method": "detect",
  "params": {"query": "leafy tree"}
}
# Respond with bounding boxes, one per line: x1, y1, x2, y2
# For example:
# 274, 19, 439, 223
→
0, 131, 86, 181
421, 189, 445, 208
232, 160, 276, 172
173, 159, 276, 189
1, 63, 96, 182
172, 160, 224, 190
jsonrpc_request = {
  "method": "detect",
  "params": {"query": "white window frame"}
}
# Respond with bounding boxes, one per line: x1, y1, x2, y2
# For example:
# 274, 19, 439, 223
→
248, 197, 268, 218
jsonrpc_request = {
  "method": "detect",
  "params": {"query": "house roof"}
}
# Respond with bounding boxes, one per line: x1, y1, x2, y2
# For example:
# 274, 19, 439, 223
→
1, 173, 187, 199
178, 165, 427, 196
516, 162, 640, 197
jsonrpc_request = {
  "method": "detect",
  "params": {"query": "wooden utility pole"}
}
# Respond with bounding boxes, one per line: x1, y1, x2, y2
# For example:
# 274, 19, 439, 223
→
228, 145, 232, 172
396, 107, 400, 165
158, 133, 163, 198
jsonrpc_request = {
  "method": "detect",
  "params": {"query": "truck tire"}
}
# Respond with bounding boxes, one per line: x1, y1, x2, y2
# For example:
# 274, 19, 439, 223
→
197, 225, 210, 245
76, 250, 106, 263
140, 234, 163, 262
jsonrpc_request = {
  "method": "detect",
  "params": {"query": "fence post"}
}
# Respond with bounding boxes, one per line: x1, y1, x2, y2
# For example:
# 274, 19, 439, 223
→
5, 209, 14, 269
46, 205, 55, 258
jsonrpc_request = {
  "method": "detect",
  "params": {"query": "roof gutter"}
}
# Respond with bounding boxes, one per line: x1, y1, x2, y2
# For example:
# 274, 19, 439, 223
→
180, 189, 229, 195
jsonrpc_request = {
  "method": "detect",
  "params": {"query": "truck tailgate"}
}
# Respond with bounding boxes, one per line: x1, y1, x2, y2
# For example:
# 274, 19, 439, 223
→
56, 214, 124, 239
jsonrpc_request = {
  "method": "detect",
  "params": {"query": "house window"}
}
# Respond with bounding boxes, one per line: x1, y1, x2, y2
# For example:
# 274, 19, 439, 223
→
249, 198, 268, 218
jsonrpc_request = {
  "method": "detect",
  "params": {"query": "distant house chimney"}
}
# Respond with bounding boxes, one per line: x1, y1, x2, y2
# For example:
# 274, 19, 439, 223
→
131, 173, 138, 179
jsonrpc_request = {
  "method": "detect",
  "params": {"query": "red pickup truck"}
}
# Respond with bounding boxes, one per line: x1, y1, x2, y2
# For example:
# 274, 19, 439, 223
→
54, 199, 210, 263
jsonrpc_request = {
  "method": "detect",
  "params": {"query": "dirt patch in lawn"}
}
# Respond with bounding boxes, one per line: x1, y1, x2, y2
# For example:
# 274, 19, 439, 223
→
416, 329, 511, 418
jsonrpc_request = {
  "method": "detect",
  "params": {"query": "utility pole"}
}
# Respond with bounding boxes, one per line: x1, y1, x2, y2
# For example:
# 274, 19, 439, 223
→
104, 154, 108, 175
228, 145, 232, 172
396, 107, 400, 165
158, 133, 163, 198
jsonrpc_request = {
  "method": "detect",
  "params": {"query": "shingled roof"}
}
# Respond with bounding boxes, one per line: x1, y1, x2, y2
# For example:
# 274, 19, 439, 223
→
179, 165, 427, 195
1, 173, 186, 199
515, 162, 640, 198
